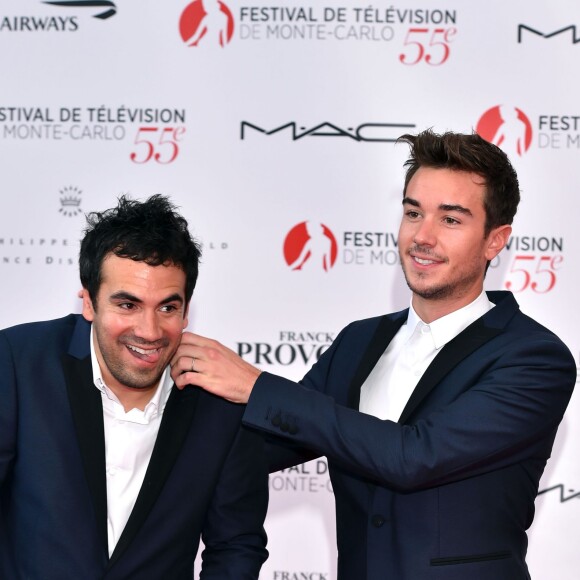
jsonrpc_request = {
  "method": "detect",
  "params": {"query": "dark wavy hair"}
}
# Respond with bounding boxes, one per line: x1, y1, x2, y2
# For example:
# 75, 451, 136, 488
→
398, 129, 520, 236
79, 194, 202, 308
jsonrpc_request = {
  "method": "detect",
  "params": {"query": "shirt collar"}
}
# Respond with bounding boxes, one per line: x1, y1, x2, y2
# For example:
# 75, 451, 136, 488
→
406, 290, 495, 350
89, 326, 173, 420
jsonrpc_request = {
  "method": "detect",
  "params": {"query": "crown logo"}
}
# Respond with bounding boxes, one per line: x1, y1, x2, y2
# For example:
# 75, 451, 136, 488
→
59, 186, 83, 217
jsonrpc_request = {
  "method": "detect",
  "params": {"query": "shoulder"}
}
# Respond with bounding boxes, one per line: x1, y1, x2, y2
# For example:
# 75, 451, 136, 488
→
334, 308, 408, 346
487, 290, 568, 340
0, 314, 82, 352
485, 291, 575, 368
341, 307, 408, 333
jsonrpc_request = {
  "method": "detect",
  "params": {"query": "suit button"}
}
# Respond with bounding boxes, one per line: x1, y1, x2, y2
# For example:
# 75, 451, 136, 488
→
280, 422, 289, 432
288, 424, 298, 435
272, 415, 281, 427
371, 514, 386, 528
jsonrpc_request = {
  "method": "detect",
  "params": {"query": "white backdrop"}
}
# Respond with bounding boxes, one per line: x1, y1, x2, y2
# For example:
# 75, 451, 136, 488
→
1, 0, 579, 578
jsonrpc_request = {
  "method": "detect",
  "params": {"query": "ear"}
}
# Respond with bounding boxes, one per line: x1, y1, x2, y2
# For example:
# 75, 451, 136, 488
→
485, 225, 512, 261
81, 288, 96, 322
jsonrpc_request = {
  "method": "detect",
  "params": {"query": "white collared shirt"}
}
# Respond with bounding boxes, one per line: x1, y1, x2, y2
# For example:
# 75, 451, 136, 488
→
359, 291, 494, 422
90, 329, 173, 557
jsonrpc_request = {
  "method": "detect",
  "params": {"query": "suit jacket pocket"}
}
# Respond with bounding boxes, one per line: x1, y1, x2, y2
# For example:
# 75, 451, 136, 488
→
431, 550, 512, 566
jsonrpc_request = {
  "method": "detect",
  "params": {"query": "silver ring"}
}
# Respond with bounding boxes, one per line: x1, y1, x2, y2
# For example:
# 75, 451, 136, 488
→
190, 357, 195, 372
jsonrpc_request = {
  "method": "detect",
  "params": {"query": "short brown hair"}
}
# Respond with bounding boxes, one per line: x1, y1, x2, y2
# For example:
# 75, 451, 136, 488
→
398, 129, 520, 236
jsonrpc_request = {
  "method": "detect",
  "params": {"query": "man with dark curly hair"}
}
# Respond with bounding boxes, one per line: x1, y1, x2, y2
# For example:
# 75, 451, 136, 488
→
0, 194, 268, 579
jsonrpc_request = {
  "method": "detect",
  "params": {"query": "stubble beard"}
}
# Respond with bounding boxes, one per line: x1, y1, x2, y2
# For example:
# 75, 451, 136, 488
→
95, 329, 173, 391
400, 247, 481, 302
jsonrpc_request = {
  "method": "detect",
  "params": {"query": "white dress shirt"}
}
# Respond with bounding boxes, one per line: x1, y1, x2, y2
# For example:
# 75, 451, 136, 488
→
90, 329, 173, 556
359, 291, 494, 422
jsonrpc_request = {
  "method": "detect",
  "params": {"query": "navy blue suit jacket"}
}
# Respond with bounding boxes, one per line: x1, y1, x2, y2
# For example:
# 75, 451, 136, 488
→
244, 291, 576, 580
0, 314, 268, 579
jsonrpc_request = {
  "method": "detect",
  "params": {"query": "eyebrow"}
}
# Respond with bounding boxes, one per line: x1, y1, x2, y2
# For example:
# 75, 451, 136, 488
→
402, 197, 473, 217
110, 291, 184, 306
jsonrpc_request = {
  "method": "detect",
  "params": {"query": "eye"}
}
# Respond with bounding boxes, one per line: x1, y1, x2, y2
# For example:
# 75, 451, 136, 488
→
443, 216, 460, 225
160, 304, 179, 313
405, 210, 420, 219
118, 302, 136, 310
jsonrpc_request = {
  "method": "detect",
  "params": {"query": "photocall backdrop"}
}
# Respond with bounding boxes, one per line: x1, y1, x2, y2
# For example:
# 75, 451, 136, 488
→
1, 0, 579, 578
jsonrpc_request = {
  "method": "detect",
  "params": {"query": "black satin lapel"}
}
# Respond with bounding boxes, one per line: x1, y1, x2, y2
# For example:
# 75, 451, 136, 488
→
347, 313, 406, 409
398, 320, 502, 424
107, 385, 200, 569
61, 353, 108, 551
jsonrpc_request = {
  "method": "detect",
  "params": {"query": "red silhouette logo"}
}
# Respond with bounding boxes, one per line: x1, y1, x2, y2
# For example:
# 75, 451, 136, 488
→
179, 0, 234, 47
476, 105, 533, 156
283, 222, 338, 272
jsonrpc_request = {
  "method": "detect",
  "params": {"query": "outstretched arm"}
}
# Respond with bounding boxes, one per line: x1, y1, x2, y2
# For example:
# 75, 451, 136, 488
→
172, 326, 576, 491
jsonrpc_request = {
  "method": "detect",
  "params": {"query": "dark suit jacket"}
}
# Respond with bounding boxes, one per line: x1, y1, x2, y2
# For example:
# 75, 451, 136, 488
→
0, 314, 268, 579
243, 291, 576, 580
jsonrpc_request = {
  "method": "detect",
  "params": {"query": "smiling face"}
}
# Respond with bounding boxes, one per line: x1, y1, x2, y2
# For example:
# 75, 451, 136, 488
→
82, 254, 188, 402
398, 167, 511, 321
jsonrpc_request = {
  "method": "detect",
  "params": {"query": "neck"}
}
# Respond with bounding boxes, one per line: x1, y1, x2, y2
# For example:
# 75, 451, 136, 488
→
412, 290, 485, 324
107, 382, 159, 412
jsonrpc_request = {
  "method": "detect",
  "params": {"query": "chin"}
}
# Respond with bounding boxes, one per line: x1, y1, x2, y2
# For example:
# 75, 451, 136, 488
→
406, 278, 452, 301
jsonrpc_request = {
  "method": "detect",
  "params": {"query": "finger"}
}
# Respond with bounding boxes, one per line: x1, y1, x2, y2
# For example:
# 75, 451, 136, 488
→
171, 344, 204, 368
172, 360, 214, 391
170, 356, 198, 381
171, 356, 207, 387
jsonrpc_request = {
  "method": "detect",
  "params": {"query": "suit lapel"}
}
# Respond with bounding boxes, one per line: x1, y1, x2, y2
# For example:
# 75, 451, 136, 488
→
347, 312, 407, 409
398, 316, 502, 424
62, 351, 108, 551
107, 385, 200, 569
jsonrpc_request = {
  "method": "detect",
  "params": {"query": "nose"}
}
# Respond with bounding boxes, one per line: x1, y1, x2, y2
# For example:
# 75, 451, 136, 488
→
135, 310, 162, 342
413, 217, 436, 247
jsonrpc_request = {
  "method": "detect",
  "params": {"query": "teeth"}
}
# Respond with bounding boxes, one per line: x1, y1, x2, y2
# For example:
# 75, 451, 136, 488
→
127, 345, 157, 355
414, 257, 435, 265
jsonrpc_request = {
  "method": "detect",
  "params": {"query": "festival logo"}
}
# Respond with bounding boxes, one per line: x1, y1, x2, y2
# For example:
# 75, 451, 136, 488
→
270, 459, 333, 494
281, 222, 401, 270
283, 221, 338, 272
0, 105, 187, 165
476, 105, 533, 156
179, 0, 235, 47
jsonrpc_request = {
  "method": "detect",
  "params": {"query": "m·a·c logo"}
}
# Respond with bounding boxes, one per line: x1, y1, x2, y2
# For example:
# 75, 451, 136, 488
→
476, 105, 533, 157
42, 1, 117, 20
283, 221, 338, 272
241, 121, 417, 142
518, 24, 580, 43
179, 0, 235, 47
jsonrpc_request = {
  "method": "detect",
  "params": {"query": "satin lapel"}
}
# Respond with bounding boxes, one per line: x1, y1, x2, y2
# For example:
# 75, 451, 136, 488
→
107, 385, 200, 569
398, 318, 502, 424
61, 352, 108, 551
347, 312, 407, 409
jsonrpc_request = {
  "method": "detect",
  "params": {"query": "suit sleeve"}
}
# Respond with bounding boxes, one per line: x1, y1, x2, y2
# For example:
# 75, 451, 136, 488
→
243, 328, 576, 491
0, 332, 17, 487
199, 425, 269, 579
